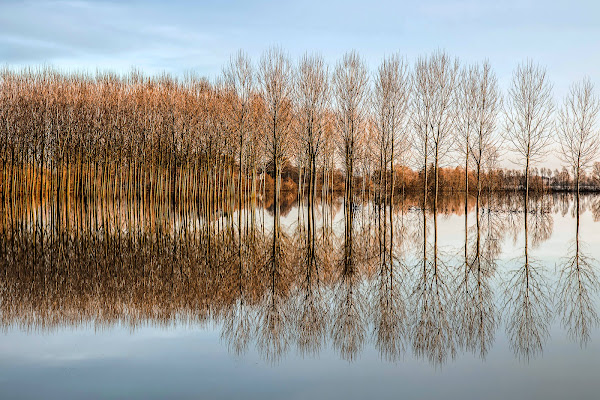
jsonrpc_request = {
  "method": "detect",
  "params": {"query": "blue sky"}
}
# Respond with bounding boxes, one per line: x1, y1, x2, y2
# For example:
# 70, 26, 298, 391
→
1, 0, 599, 100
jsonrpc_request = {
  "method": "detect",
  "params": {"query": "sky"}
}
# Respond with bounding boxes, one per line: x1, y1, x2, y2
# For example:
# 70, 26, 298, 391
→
1, 0, 599, 168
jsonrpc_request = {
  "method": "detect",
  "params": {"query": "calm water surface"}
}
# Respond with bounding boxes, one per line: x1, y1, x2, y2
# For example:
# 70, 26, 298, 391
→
1, 194, 600, 399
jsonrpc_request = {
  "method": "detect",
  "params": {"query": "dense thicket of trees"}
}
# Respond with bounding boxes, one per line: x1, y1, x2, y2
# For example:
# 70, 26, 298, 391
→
1, 50, 600, 213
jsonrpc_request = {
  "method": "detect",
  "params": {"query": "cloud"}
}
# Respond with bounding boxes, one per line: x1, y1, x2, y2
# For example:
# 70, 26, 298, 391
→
1, 0, 599, 95
0, 0, 222, 75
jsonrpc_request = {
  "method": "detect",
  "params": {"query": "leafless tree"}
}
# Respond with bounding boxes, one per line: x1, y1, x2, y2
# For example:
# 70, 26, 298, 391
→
258, 46, 294, 240
223, 49, 254, 220
371, 55, 411, 329
333, 51, 369, 210
294, 53, 330, 340
411, 51, 459, 209
557, 77, 600, 195
471, 61, 501, 207
411, 56, 433, 206
373, 53, 411, 206
296, 52, 329, 206
456, 64, 478, 205
333, 51, 369, 269
504, 60, 554, 205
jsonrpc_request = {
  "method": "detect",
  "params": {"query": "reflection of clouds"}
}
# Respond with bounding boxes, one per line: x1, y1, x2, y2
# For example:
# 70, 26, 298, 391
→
0, 327, 181, 365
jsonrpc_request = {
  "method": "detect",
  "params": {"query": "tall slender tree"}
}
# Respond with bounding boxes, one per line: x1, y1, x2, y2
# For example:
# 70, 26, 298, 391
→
504, 60, 554, 205
258, 47, 294, 240
223, 50, 254, 231
333, 51, 369, 210
372, 53, 411, 206
557, 77, 600, 195
333, 51, 369, 269
296, 52, 329, 208
470, 61, 501, 207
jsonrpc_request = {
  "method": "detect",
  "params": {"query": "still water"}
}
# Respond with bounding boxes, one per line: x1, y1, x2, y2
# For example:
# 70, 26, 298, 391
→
1, 194, 600, 399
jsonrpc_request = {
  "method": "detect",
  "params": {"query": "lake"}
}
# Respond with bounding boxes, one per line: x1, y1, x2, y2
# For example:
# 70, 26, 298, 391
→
1, 193, 599, 399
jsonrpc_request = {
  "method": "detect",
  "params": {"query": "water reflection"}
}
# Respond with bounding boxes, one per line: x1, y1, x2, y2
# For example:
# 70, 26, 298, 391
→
1, 194, 599, 365
409, 206, 455, 364
503, 197, 553, 360
556, 193, 600, 346
453, 196, 500, 359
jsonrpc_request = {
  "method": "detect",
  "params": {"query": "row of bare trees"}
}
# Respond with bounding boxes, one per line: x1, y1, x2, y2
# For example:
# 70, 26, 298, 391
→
1, 49, 599, 214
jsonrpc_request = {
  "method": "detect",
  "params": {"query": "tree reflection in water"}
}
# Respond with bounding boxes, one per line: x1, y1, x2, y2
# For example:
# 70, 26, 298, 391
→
453, 195, 500, 359
503, 196, 553, 360
0, 193, 598, 365
556, 193, 600, 346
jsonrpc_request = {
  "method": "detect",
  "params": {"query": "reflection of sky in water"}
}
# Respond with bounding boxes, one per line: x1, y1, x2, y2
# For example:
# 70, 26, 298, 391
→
2, 196, 600, 399
2, 323, 599, 399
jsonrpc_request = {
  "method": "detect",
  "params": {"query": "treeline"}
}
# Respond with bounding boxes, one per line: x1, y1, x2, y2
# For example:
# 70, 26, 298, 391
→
1, 49, 599, 215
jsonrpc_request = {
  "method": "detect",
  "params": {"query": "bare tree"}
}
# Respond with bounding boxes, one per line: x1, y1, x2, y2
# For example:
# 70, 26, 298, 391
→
411, 56, 434, 207
333, 51, 369, 268
372, 53, 411, 206
554, 91, 599, 342
470, 61, 501, 205
430, 51, 460, 208
557, 77, 600, 195
371, 55, 411, 354
456, 64, 478, 206
258, 46, 294, 239
296, 52, 329, 206
411, 51, 459, 209
294, 53, 330, 339
333, 51, 369, 211
454, 62, 502, 358
504, 60, 554, 203
223, 50, 254, 211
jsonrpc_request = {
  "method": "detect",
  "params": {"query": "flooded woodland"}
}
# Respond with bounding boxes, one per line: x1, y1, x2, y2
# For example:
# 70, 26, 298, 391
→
2, 50, 600, 399
2, 191, 600, 362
